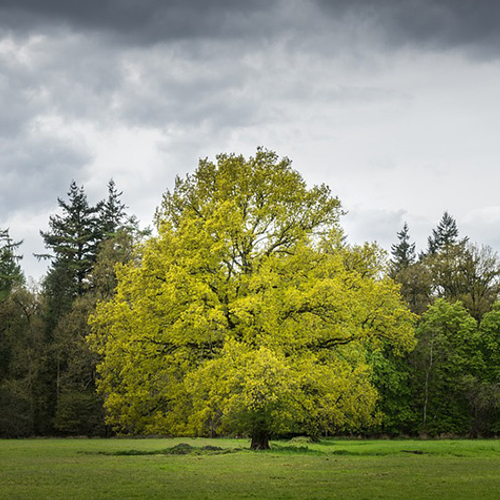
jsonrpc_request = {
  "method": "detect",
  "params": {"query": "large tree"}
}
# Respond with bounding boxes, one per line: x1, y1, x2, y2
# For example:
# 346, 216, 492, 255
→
89, 149, 415, 449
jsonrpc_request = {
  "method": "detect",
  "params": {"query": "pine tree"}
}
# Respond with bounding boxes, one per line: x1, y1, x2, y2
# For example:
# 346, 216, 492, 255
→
427, 211, 462, 255
40, 181, 102, 298
0, 229, 23, 301
99, 179, 128, 237
390, 222, 416, 277
390, 223, 432, 314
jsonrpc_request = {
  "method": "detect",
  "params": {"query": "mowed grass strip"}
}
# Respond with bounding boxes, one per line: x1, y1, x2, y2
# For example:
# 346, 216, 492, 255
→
2, 438, 500, 499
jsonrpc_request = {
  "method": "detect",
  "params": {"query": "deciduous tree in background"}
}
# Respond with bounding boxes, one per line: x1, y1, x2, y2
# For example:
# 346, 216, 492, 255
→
0, 233, 46, 437
426, 242, 500, 320
411, 299, 479, 435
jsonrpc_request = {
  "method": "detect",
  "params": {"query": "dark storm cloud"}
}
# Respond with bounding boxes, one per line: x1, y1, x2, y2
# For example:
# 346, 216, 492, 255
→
0, 0, 279, 44
2, 0, 500, 55
315, 0, 500, 55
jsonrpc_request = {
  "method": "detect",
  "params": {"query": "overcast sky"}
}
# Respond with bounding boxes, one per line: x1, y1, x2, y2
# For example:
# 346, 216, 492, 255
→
1, 0, 500, 280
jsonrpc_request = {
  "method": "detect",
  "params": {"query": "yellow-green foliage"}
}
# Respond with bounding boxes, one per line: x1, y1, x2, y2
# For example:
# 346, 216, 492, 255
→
88, 149, 415, 438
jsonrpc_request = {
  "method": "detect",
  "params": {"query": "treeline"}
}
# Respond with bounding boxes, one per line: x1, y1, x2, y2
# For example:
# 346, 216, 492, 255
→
0, 180, 144, 437
2, 181, 500, 438
375, 212, 500, 436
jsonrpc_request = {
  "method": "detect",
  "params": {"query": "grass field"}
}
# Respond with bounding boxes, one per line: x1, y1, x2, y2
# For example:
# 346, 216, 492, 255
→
2, 437, 500, 499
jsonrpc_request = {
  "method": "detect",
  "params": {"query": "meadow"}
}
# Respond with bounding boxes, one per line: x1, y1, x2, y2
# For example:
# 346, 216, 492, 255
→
2, 438, 500, 499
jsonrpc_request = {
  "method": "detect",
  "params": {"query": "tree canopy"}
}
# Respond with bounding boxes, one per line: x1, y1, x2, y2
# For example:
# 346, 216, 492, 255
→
89, 149, 415, 448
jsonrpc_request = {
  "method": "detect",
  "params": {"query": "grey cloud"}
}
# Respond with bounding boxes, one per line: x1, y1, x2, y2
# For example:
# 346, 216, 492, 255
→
342, 208, 442, 258
0, 82, 36, 138
343, 208, 408, 248
0, 34, 129, 130
462, 208, 500, 252
1, 0, 500, 59
316, 0, 500, 56
0, 0, 279, 44
0, 33, 269, 224
0, 32, 274, 134
113, 44, 272, 130
0, 134, 91, 216
0, 53, 46, 138
0, 38, 92, 219
0, 35, 111, 134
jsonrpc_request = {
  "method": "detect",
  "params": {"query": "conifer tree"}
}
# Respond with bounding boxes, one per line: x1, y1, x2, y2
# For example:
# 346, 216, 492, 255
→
99, 179, 128, 237
37, 182, 103, 433
390, 222, 416, 277
389, 223, 432, 314
427, 211, 462, 255
40, 181, 102, 298
0, 228, 23, 301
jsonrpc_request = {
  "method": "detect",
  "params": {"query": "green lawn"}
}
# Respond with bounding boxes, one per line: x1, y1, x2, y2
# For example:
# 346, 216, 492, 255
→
2, 437, 500, 499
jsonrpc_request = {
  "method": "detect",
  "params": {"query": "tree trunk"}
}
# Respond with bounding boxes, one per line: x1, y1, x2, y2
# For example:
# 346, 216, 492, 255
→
250, 429, 270, 450
422, 339, 434, 432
